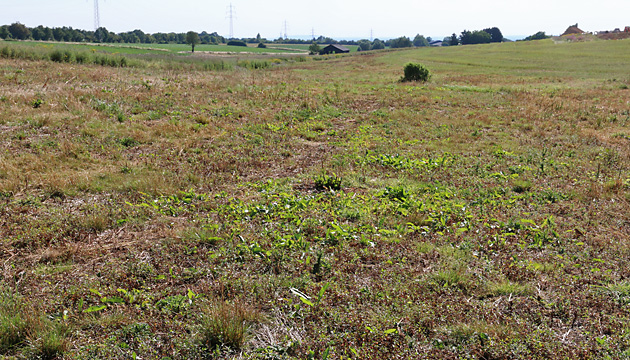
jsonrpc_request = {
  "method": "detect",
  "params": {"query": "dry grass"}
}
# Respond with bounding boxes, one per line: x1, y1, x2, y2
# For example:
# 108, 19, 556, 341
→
1, 39, 630, 358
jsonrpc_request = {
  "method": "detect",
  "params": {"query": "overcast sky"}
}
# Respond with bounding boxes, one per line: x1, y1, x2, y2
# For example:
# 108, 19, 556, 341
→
2, 0, 629, 40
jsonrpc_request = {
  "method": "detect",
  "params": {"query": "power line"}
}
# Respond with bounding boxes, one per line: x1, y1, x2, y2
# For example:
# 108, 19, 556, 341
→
94, 0, 100, 30
226, 3, 236, 39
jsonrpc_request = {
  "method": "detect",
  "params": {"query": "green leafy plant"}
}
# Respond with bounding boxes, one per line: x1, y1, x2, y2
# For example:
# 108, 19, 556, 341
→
401, 63, 431, 82
314, 173, 342, 191
31, 98, 44, 108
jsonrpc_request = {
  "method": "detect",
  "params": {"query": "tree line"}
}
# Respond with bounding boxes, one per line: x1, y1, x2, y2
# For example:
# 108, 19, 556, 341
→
0, 22, 227, 45
0, 22, 364, 46
1, 22, 550, 49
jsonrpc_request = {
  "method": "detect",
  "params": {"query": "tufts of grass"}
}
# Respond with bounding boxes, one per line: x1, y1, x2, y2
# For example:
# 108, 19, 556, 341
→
596, 281, 630, 304
179, 226, 223, 247
0, 287, 69, 359
486, 279, 532, 297
27, 322, 70, 360
0, 288, 29, 354
197, 301, 262, 353
512, 179, 532, 193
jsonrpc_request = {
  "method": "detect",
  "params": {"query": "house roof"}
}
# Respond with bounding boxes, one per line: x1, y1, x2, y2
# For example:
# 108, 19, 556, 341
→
562, 24, 584, 36
324, 44, 350, 52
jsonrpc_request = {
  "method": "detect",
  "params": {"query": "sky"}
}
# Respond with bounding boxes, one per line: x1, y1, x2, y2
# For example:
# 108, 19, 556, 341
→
2, 0, 630, 40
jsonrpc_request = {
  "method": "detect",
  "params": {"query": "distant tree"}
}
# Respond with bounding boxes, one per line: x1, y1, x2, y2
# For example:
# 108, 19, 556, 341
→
308, 42, 321, 55
257, 42, 266, 48
371, 39, 385, 50
94, 27, 112, 42
44, 27, 55, 41
460, 30, 491, 45
31, 26, 46, 41
483, 27, 504, 42
0, 25, 11, 39
389, 36, 413, 48
134, 29, 154, 43
315, 35, 337, 44
442, 36, 451, 46
256, 33, 261, 42
357, 39, 372, 51
8, 22, 31, 40
450, 33, 459, 46
70, 30, 85, 42
121, 32, 140, 43
413, 34, 429, 47
186, 31, 200, 52
524, 31, 550, 41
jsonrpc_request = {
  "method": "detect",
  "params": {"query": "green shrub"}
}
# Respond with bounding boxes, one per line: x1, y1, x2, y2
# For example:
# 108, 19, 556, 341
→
257, 42, 266, 48
49, 50, 64, 63
227, 40, 247, 47
401, 62, 431, 82
74, 52, 88, 64
237, 59, 270, 69
314, 173, 342, 191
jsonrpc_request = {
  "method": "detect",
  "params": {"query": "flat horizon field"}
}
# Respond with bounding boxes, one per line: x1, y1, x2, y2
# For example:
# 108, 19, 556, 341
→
1, 38, 630, 359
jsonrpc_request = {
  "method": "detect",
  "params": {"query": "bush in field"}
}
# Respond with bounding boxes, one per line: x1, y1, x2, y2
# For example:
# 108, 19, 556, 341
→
309, 42, 321, 55
227, 40, 247, 47
49, 50, 64, 63
257, 42, 266, 48
401, 63, 431, 82
74, 52, 88, 63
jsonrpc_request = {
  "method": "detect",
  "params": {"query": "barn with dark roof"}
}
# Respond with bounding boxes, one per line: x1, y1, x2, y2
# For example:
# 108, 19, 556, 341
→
320, 44, 350, 55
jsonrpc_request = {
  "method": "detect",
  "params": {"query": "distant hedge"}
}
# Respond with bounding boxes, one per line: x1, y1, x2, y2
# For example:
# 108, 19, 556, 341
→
227, 40, 247, 47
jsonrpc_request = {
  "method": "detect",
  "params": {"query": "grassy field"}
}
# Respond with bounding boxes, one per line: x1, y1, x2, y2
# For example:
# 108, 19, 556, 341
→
1, 38, 630, 359
121, 42, 304, 54
6, 40, 306, 55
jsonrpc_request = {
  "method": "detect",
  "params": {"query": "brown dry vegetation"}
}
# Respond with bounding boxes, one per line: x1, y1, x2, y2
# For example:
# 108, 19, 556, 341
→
1, 39, 630, 358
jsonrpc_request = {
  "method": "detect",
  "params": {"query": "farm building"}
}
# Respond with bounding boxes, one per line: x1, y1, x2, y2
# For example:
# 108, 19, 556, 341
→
429, 40, 443, 47
562, 24, 585, 36
320, 44, 350, 55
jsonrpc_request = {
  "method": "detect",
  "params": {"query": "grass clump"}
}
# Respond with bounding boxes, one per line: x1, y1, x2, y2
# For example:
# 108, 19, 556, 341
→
512, 180, 532, 193
0, 287, 70, 358
486, 280, 532, 297
401, 62, 431, 82
28, 322, 70, 360
197, 301, 261, 353
0, 288, 29, 354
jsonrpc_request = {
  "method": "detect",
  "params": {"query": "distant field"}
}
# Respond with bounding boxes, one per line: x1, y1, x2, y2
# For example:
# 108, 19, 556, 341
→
6, 40, 303, 55
7, 40, 362, 56
2, 39, 630, 359
267, 43, 360, 52
124, 42, 302, 54
5, 40, 165, 55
